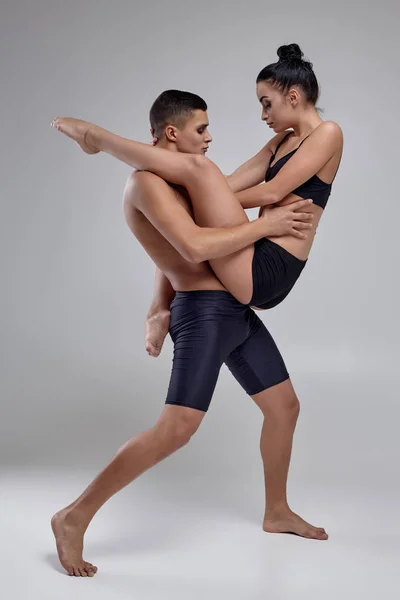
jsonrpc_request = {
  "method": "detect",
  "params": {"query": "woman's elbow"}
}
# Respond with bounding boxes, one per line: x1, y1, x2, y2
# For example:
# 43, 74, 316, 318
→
263, 190, 281, 205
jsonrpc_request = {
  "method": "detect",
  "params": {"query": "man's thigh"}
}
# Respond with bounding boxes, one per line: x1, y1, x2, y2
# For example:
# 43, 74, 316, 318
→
165, 291, 249, 413
225, 311, 289, 397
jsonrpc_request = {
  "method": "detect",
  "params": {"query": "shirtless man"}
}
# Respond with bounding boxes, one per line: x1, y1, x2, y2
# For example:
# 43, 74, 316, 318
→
51, 90, 327, 578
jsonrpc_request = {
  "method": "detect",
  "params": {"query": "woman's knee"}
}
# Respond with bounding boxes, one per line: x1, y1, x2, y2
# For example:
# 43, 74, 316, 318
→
187, 154, 218, 181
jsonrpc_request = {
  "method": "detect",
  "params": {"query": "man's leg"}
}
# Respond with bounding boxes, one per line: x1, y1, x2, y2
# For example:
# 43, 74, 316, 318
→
251, 379, 328, 540
225, 311, 328, 540
52, 405, 205, 577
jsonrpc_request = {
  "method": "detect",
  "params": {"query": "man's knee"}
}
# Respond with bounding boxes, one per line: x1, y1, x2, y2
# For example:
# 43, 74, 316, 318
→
253, 380, 300, 419
288, 394, 300, 419
155, 405, 205, 451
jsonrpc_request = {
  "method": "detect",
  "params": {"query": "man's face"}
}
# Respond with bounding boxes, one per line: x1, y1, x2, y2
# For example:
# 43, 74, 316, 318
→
174, 110, 212, 155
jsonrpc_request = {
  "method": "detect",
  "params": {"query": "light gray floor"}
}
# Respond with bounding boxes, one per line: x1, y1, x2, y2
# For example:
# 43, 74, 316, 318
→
1, 376, 399, 600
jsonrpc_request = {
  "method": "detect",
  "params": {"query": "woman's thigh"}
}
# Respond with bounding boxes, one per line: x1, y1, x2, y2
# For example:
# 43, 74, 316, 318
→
185, 160, 255, 304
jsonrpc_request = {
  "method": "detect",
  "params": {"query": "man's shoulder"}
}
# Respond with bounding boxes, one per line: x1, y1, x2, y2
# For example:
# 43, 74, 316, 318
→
125, 170, 168, 196
128, 169, 168, 188
123, 170, 171, 208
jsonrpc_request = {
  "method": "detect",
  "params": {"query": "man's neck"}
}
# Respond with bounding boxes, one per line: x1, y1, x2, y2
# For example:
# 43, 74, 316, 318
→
156, 140, 177, 152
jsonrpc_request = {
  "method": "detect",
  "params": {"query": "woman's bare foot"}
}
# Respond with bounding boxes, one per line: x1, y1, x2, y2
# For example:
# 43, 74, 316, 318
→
51, 117, 99, 155
51, 509, 98, 577
263, 508, 328, 540
145, 309, 171, 357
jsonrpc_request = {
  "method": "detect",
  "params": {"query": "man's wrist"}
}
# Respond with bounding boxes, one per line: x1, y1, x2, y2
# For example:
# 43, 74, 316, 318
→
255, 213, 273, 238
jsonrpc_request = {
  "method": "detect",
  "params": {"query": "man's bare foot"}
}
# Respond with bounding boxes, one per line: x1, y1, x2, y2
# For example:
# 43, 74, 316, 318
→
51, 117, 99, 155
51, 509, 98, 577
263, 508, 328, 540
145, 309, 171, 357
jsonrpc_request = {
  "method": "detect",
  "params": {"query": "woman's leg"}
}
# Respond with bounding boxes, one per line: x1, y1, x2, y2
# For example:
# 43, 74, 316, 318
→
52, 118, 255, 303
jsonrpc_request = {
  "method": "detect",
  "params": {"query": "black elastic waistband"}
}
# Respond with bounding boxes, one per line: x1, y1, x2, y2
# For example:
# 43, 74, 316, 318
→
255, 237, 307, 265
174, 290, 233, 299
171, 289, 244, 309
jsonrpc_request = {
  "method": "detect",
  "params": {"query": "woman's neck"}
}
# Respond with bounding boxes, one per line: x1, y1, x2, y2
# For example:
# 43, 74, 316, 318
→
291, 106, 323, 139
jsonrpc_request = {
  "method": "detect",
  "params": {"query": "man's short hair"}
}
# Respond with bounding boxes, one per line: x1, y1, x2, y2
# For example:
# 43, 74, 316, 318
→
149, 90, 207, 137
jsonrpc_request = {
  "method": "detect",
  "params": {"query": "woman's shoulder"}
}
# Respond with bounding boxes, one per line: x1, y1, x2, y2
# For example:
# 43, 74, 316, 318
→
314, 120, 343, 140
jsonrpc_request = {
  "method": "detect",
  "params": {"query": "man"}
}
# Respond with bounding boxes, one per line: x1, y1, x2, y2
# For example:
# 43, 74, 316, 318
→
51, 90, 327, 579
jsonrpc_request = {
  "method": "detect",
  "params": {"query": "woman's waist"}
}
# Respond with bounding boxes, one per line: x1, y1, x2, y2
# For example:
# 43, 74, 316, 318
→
260, 200, 323, 261
264, 234, 313, 261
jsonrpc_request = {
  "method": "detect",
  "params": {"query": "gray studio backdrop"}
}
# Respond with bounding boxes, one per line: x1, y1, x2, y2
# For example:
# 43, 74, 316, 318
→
1, 0, 399, 485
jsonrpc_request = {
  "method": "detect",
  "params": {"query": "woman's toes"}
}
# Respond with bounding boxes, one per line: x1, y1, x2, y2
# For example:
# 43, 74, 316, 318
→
316, 529, 328, 539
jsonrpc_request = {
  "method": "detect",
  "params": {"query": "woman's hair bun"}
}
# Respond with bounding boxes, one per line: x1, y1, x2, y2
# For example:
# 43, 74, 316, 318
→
277, 43, 304, 62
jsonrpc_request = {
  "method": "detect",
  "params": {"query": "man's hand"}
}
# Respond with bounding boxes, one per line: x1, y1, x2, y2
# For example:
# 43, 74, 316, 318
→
261, 199, 314, 239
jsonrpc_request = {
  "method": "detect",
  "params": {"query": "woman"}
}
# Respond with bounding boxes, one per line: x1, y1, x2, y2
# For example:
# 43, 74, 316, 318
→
52, 44, 343, 320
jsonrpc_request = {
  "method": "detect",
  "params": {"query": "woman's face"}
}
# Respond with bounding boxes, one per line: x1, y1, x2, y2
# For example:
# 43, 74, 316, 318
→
256, 80, 295, 133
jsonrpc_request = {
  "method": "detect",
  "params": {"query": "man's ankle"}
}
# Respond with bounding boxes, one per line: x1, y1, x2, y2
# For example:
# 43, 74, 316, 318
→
264, 501, 291, 517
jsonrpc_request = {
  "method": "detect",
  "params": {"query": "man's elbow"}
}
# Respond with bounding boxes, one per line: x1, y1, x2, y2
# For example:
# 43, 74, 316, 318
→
181, 236, 206, 264
184, 244, 205, 264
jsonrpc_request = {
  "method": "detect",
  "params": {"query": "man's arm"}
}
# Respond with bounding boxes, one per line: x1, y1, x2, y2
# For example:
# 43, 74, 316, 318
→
147, 268, 175, 315
145, 268, 174, 357
234, 122, 343, 208
124, 171, 313, 264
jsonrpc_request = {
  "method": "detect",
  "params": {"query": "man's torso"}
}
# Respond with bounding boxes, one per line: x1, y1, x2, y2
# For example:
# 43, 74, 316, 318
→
124, 176, 226, 293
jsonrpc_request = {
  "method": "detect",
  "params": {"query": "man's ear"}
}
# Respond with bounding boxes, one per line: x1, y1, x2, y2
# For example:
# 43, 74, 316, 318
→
165, 125, 178, 142
150, 128, 159, 146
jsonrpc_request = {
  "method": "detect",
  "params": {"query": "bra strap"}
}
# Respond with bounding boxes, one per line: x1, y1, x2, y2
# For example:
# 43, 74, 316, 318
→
274, 131, 294, 155
298, 134, 311, 147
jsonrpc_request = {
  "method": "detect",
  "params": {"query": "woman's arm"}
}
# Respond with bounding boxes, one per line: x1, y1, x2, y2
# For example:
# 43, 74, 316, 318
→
226, 133, 291, 193
235, 122, 343, 208
227, 142, 273, 193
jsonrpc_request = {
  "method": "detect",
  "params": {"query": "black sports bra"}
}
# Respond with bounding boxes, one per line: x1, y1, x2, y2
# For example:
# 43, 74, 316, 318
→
265, 131, 333, 209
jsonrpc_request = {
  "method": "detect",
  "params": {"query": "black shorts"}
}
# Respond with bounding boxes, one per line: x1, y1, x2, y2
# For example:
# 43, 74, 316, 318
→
165, 290, 289, 412
250, 238, 307, 310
